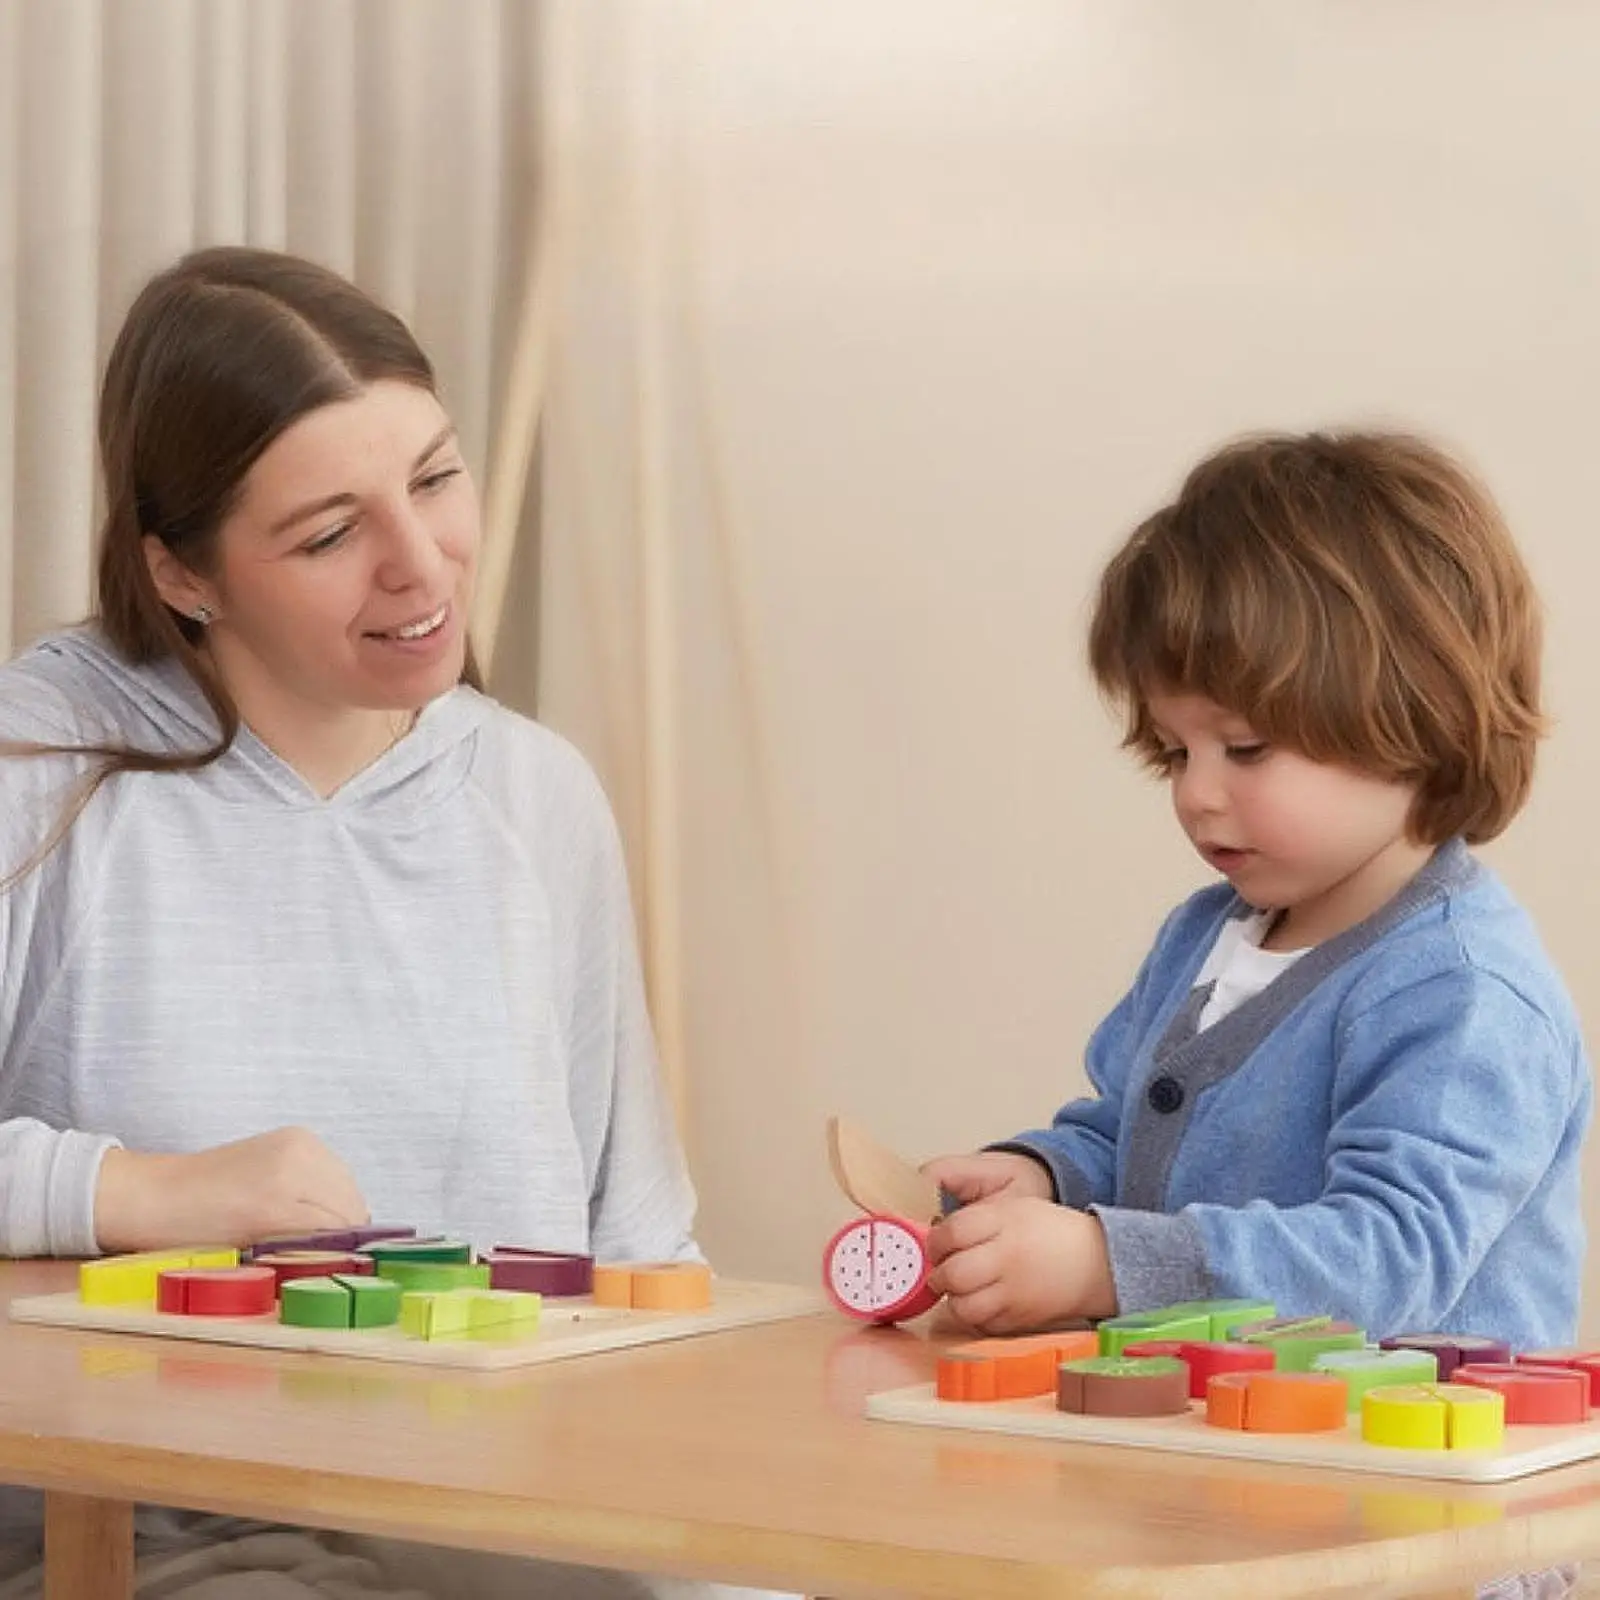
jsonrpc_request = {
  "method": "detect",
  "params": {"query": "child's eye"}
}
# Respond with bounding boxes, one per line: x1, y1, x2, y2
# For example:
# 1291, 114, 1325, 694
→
1153, 746, 1187, 772
302, 523, 353, 556
1226, 742, 1268, 764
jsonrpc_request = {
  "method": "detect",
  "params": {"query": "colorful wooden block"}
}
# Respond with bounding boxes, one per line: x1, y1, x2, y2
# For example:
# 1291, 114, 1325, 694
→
1516, 1350, 1600, 1406
1205, 1371, 1348, 1433
399, 1289, 477, 1341
360, 1238, 473, 1265
1167, 1299, 1276, 1340
935, 1331, 1099, 1402
371, 1260, 491, 1293
250, 1251, 375, 1290
338, 1274, 402, 1329
1096, 1308, 1213, 1357
80, 1247, 239, 1307
155, 1266, 276, 1317
1362, 1383, 1505, 1450
463, 1289, 542, 1332
280, 1277, 356, 1329
1453, 1363, 1592, 1425
1377, 1333, 1511, 1380
1313, 1347, 1438, 1409
593, 1260, 716, 1313
247, 1225, 416, 1258
1057, 1356, 1190, 1417
481, 1247, 594, 1297
1148, 1340, 1275, 1400
1234, 1317, 1365, 1372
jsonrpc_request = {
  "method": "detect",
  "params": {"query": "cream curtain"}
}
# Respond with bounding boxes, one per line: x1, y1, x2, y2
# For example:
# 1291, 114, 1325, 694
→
0, 0, 543, 678
535, 1, 1600, 1319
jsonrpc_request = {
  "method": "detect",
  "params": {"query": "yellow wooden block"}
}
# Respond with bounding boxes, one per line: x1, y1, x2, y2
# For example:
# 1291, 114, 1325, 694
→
463, 1290, 541, 1331
399, 1289, 476, 1341
1362, 1382, 1506, 1451
80, 1247, 240, 1307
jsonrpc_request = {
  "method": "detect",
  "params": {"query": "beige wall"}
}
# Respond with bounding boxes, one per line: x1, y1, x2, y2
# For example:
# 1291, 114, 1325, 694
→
537, 3, 1600, 1332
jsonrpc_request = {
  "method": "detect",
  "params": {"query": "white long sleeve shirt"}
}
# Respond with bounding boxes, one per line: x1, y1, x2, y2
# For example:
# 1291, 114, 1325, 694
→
0, 628, 697, 1264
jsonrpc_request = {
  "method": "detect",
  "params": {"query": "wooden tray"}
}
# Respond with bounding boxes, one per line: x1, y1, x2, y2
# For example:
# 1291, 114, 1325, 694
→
10, 1279, 820, 1371
866, 1381, 1600, 1483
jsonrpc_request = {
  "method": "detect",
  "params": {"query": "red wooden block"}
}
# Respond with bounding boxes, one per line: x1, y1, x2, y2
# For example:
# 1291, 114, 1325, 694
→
156, 1266, 277, 1317
1453, 1363, 1590, 1424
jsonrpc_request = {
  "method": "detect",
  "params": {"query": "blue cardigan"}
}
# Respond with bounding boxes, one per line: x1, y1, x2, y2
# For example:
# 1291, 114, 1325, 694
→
1005, 840, 1591, 1350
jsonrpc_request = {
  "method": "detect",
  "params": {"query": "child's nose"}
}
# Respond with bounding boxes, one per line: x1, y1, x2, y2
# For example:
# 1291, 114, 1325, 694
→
1174, 759, 1226, 820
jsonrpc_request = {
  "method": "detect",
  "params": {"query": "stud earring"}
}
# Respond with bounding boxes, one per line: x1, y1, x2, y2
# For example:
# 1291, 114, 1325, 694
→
192, 604, 214, 626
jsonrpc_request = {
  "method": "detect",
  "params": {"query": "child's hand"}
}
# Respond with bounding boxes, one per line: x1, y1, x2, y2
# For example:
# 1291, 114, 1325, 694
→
920, 1149, 1054, 1208
925, 1197, 1116, 1334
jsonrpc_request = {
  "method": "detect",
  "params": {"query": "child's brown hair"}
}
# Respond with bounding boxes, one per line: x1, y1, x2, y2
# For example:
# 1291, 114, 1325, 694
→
1088, 431, 1545, 845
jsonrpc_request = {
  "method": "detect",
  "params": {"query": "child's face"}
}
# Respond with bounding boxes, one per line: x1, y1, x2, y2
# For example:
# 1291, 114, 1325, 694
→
1144, 691, 1432, 949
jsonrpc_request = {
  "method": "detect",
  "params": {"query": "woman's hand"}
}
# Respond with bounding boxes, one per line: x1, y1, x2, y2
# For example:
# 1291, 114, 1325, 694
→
94, 1126, 370, 1252
926, 1196, 1116, 1334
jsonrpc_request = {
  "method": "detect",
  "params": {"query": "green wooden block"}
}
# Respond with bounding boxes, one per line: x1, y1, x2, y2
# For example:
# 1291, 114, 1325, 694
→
280, 1277, 351, 1329
1268, 1328, 1368, 1373
361, 1238, 473, 1265
1062, 1355, 1188, 1379
335, 1274, 401, 1329
1313, 1347, 1438, 1409
1096, 1309, 1213, 1357
374, 1261, 491, 1293
1167, 1299, 1276, 1340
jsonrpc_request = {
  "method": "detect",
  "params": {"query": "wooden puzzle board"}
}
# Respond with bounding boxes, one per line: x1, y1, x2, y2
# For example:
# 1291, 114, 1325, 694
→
866, 1381, 1600, 1483
9, 1280, 820, 1371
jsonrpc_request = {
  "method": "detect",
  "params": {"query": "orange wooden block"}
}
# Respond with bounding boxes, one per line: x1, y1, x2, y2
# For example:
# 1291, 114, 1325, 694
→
590, 1265, 635, 1308
936, 1332, 1099, 1402
592, 1262, 714, 1312
1205, 1371, 1347, 1433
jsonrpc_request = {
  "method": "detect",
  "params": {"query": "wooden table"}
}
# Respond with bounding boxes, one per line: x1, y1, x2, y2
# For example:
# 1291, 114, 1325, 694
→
2, 1261, 1600, 1599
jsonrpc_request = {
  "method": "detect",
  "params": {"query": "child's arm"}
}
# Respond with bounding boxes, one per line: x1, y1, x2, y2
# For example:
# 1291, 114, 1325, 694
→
1098, 966, 1588, 1344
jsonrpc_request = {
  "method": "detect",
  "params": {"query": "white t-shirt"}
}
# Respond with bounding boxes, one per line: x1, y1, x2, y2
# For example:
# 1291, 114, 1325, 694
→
1193, 909, 1307, 1031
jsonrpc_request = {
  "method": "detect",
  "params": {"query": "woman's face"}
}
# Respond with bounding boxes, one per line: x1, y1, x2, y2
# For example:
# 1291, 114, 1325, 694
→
170, 379, 480, 720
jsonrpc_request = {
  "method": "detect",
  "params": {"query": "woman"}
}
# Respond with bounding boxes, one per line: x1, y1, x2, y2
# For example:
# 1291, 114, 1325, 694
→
0, 248, 762, 1600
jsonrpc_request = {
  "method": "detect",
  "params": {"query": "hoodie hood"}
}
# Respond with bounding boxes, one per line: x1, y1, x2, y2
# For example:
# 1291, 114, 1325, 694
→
8, 625, 491, 817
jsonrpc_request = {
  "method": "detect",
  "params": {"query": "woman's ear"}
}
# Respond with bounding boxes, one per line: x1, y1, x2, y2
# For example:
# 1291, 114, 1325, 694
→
142, 535, 217, 623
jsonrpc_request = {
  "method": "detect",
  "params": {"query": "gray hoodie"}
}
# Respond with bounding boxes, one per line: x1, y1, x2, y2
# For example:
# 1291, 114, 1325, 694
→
0, 628, 697, 1264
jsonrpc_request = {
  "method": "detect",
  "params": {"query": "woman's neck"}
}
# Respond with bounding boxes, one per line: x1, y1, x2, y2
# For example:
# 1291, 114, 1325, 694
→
203, 641, 416, 798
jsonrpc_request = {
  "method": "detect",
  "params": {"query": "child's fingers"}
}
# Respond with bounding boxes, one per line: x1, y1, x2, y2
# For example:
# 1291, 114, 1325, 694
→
925, 1198, 1001, 1264
943, 1282, 1015, 1335
928, 1233, 1002, 1300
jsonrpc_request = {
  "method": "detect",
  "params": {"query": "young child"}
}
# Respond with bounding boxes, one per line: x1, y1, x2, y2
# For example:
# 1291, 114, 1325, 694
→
925, 430, 1591, 1353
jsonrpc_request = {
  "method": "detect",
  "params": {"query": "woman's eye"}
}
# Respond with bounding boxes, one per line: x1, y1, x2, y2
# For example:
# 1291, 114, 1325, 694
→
302, 523, 353, 556
415, 466, 463, 495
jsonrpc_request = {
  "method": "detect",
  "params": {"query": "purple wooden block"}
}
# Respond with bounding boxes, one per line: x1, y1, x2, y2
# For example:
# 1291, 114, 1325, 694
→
245, 1224, 417, 1261
482, 1247, 594, 1297
1378, 1333, 1512, 1379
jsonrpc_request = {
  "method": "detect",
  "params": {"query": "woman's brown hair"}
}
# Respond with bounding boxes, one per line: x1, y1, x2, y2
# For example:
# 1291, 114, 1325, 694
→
9, 246, 482, 875
1088, 430, 1545, 845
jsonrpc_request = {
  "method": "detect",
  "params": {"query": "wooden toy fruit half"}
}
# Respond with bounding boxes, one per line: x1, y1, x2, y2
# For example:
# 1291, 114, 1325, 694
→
822, 1214, 939, 1324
